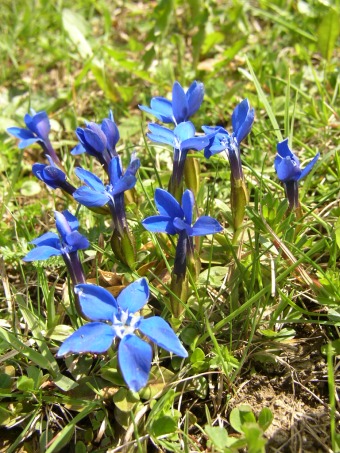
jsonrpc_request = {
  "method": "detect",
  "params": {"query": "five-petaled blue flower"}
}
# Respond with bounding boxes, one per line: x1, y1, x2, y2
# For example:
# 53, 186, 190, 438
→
203, 99, 255, 180
73, 153, 140, 208
72, 111, 120, 171
274, 138, 320, 183
139, 80, 204, 125
32, 156, 76, 195
57, 278, 188, 392
23, 210, 89, 262
142, 188, 223, 236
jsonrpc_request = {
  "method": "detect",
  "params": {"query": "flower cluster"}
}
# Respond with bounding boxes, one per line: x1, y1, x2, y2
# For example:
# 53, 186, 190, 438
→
7, 78, 320, 392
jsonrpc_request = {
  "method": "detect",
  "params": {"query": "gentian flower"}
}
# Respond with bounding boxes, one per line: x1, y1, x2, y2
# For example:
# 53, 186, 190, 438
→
143, 189, 222, 316
57, 278, 188, 392
203, 98, 255, 178
203, 99, 255, 231
32, 156, 76, 195
23, 210, 89, 287
139, 80, 204, 125
7, 110, 61, 166
72, 111, 120, 173
147, 121, 210, 200
73, 154, 140, 268
142, 188, 223, 238
274, 138, 320, 210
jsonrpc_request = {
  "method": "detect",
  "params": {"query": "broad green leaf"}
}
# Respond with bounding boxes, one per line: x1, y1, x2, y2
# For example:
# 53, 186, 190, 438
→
242, 422, 267, 453
317, 9, 340, 61
112, 388, 140, 412
230, 405, 256, 433
205, 426, 229, 451
17, 376, 34, 392
149, 416, 177, 437
258, 407, 274, 431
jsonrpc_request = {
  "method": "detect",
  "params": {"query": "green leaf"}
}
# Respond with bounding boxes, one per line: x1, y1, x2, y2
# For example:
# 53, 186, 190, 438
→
317, 9, 340, 61
112, 388, 140, 412
229, 405, 256, 433
17, 376, 34, 392
205, 426, 229, 451
149, 416, 177, 437
0, 374, 11, 389
258, 407, 273, 432
242, 422, 267, 453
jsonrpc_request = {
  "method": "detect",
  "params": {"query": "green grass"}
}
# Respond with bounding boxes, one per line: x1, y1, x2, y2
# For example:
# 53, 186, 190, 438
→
0, 0, 339, 451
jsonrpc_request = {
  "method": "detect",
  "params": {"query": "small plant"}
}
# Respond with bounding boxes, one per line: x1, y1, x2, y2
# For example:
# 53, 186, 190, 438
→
205, 405, 274, 453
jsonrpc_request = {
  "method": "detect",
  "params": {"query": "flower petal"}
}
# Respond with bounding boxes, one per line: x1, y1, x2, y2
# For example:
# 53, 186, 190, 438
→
174, 121, 195, 141
111, 174, 137, 195
57, 323, 115, 356
83, 127, 106, 153
186, 81, 204, 118
117, 278, 149, 313
231, 99, 254, 144
276, 138, 294, 159
61, 210, 79, 231
30, 232, 60, 247
73, 187, 110, 207
142, 215, 177, 235
23, 246, 62, 261
65, 231, 89, 251
24, 111, 50, 140
118, 335, 152, 392
298, 152, 320, 181
172, 81, 188, 124
138, 316, 188, 357
108, 156, 123, 183
147, 123, 175, 147
7, 127, 35, 140
18, 138, 41, 148
172, 217, 193, 235
74, 284, 118, 321
180, 136, 209, 151
191, 216, 223, 236
275, 157, 301, 182
181, 190, 194, 225
101, 118, 120, 150
74, 167, 105, 192
54, 211, 72, 239
154, 188, 183, 219
125, 154, 140, 177
71, 143, 86, 155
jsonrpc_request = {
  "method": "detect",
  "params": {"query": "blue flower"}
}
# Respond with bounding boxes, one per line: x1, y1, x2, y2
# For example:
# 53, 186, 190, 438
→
274, 139, 320, 183
7, 110, 51, 149
142, 189, 223, 237
23, 210, 89, 262
57, 278, 188, 392
203, 99, 254, 180
32, 156, 76, 194
7, 110, 61, 165
139, 80, 204, 125
72, 111, 120, 171
147, 121, 209, 152
73, 154, 140, 209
